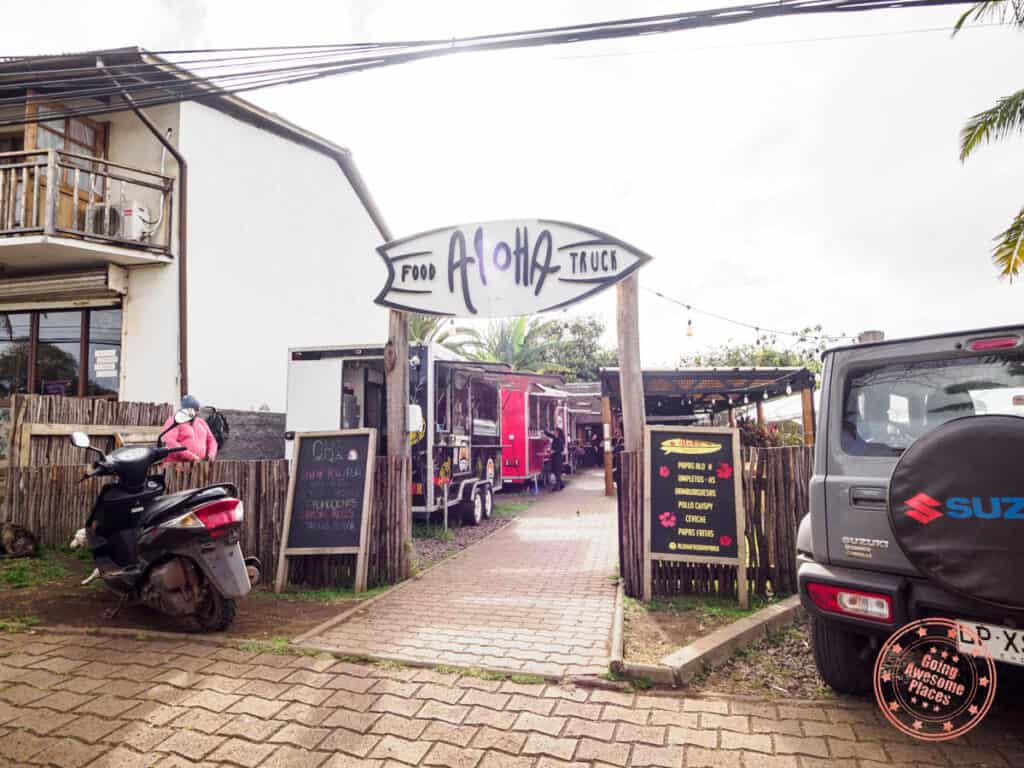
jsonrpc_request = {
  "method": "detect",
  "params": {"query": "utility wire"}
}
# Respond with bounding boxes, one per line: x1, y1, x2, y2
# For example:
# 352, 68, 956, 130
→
0, 0, 972, 127
641, 286, 856, 342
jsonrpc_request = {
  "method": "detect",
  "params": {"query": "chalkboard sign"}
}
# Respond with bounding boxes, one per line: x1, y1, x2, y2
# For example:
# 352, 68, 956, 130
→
274, 430, 376, 594
643, 426, 747, 607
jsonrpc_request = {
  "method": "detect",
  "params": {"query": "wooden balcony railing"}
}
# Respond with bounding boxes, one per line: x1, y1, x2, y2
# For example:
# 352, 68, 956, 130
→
0, 149, 173, 256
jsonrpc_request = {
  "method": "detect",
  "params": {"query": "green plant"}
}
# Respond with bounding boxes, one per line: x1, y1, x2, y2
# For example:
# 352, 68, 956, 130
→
413, 524, 455, 542
239, 636, 291, 655
953, 1, 1024, 278
433, 664, 461, 675
630, 677, 654, 691
509, 673, 545, 685
0, 616, 40, 633
602, 669, 627, 683
492, 500, 531, 519
0, 549, 71, 589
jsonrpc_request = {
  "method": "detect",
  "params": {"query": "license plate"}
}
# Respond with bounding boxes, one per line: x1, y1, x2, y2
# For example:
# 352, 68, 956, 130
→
956, 620, 1024, 667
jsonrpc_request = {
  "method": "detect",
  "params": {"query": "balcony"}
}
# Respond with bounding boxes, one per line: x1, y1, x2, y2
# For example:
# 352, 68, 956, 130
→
0, 149, 173, 272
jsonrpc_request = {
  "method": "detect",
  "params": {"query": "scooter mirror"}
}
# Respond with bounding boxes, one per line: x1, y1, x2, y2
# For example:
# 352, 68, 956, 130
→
70, 431, 91, 449
174, 408, 196, 425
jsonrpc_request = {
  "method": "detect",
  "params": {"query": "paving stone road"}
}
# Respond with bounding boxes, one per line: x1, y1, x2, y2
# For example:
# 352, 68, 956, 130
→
2, 629, 1023, 767
303, 471, 619, 678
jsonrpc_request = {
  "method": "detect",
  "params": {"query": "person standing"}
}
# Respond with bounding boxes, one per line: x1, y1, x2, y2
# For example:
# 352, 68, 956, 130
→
544, 427, 566, 491
161, 394, 218, 462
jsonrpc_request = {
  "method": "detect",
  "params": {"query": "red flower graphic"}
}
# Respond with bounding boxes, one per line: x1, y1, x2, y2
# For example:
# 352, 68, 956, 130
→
658, 466, 670, 478
658, 511, 677, 529
719, 534, 733, 547
716, 462, 733, 480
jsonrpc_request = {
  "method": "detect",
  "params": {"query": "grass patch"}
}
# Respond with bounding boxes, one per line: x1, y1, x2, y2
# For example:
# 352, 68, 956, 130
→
249, 585, 389, 603
640, 593, 770, 620
412, 523, 455, 542
0, 549, 71, 589
492, 500, 531, 519
601, 669, 627, 683
433, 665, 508, 681
239, 637, 291, 655
57, 544, 94, 563
375, 659, 409, 671
0, 616, 41, 634
630, 676, 654, 690
509, 673, 545, 685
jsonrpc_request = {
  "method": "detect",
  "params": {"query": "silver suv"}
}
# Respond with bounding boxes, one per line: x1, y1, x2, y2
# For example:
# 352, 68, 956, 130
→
798, 325, 1024, 693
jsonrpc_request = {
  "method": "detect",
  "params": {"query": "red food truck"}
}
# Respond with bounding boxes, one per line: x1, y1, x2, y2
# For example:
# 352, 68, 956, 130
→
498, 373, 571, 489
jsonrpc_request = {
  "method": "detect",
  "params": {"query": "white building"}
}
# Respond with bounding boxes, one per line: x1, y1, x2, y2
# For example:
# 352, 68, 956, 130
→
0, 48, 390, 414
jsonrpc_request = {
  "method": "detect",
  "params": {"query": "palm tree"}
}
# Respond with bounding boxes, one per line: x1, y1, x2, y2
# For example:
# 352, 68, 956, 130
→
407, 314, 480, 356
955, 1, 1024, 279
468, 316, 558, 371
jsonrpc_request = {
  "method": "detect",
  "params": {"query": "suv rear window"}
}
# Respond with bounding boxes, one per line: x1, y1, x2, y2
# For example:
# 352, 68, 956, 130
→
841, 350, 1024, 456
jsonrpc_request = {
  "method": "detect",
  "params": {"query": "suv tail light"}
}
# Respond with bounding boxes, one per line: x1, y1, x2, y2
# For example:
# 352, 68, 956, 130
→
163, 499, 243, 537
807, 582, 892, 623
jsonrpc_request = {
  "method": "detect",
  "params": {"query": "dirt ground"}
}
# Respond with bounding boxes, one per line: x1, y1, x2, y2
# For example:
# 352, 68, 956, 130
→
0, 550, 363, 639
690, 615, 831, 699
624, 594, 771, 665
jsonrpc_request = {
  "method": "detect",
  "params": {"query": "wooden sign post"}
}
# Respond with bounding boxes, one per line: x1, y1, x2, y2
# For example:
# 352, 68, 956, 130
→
643, 425, 748, 608
275, 429, 377, 594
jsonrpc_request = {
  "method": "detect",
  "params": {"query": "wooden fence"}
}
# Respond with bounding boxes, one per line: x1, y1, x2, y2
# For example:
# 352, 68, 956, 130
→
5, 394, 172, 468
4, 456, 411, 590
619, 445, 813, 600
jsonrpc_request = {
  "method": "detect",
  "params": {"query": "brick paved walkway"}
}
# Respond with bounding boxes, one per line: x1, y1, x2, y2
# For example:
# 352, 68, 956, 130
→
303, 471, 619, 678
1, 630, 1023, 767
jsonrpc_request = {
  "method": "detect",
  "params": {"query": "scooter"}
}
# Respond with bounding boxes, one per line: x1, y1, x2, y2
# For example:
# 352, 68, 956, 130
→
70, 409, 260, 632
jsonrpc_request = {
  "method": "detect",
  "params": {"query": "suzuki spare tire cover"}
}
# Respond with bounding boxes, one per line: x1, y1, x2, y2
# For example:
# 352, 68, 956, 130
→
888, 414, 1024, 610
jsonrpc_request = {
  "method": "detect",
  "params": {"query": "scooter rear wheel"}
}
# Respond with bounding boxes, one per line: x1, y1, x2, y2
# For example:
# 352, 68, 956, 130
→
194, 587, 237, 633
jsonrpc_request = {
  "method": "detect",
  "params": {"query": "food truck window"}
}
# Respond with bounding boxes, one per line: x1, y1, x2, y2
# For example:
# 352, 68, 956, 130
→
529, 396, 542, 434
471, 379, 498, 436
452, 372, 470, 435
436, 366, 451, 433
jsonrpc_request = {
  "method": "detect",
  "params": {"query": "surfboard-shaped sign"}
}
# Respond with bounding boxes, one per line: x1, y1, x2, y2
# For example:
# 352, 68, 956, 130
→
374, 219, 653, 317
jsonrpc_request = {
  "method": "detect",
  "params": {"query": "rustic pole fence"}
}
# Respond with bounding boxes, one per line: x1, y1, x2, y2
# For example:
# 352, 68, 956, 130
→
619, 445, 813, 600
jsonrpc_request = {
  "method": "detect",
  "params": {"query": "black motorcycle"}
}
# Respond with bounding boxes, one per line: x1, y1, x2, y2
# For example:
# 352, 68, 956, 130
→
71, 409, 260, 632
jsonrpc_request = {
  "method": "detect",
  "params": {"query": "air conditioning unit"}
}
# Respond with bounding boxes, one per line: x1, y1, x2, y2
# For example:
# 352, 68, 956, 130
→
85, 202, 151, 241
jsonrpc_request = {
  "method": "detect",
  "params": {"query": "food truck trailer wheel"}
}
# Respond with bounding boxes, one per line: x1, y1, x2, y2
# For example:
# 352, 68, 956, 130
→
481, 485, 494, 520
463, 487, 485, 526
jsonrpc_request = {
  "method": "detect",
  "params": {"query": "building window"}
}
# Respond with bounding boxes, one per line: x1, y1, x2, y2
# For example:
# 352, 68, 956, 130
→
0, 307, 121, 404
0, 313, 31, 400
87, 308, 121, 397
37, 310, 82, 396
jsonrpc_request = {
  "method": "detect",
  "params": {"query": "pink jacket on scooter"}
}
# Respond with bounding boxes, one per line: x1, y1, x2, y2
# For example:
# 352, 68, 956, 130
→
160, 416, 218, 462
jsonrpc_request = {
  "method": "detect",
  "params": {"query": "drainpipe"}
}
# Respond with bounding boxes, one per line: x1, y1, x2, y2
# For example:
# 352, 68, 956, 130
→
98, 58, 189, 399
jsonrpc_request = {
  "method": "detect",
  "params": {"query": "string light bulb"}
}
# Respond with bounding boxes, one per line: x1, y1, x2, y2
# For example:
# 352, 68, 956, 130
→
763, 390, 769, 401
686, 305, 694, 337
743, 393, 749, 404
786, 382, 793, 396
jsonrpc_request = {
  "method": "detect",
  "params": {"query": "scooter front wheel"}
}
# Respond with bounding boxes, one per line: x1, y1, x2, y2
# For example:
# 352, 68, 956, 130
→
193, 587, 237, 633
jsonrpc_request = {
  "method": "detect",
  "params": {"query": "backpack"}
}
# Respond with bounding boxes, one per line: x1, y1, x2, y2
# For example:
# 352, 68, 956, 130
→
206, 407, 230, 449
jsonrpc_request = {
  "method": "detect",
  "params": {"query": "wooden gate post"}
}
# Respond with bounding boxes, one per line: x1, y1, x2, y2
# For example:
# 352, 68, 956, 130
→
801, 387, 816, 446
601, 396, 615, 497
385, 309, 411, 580
616, 274, 646, 453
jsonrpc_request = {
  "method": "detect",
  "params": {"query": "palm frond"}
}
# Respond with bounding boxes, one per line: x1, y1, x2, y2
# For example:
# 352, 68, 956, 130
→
959, 88, 1024, 161
991, 206, 1024, 280
954, 0, 1024, 35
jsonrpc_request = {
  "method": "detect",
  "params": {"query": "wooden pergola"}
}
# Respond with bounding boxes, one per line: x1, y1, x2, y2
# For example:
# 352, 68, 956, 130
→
599, 365, 816, 438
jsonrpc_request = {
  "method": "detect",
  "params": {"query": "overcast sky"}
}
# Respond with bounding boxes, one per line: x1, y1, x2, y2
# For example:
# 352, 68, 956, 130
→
10, 0, 1024, 365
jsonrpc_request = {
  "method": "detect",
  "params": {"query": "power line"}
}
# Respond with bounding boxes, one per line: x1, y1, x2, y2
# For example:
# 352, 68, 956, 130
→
0, 0, 973, 130
641, 285, 856, 342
